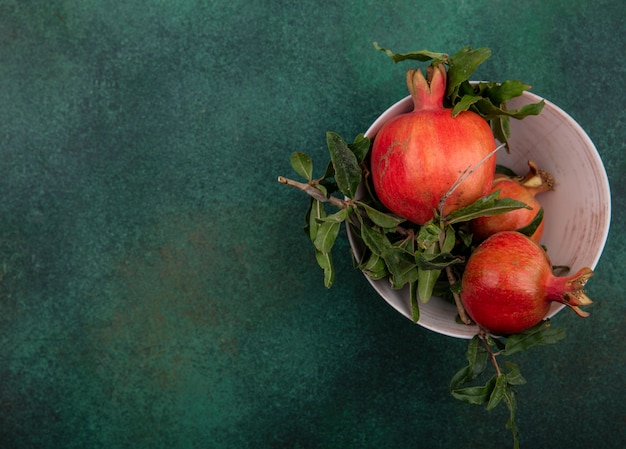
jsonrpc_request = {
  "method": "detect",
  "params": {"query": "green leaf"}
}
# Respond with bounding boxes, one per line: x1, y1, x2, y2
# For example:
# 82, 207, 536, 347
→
306, 198, 326, 241
357, 218, 415, 288
504, 362, 527, 386
326, 131, 362, 199
452, 94, 482, 116
447, 46, 492, 97
451, 375, 497, 405
486, 375, 507, 411
450, 336, 489, 389
409, 280, 420, 323
415, 252, 464, 270
485, 80, 533, 104
358, 218, 392, 257
502, 320, 567, 356
466, 335, 490, 378
417, 243, 440, 303
515, 207, 544, 238
315, 250, 334, 288
495, 164, 518, 177
290, 151, 313, 181
373, 42, 448, 64
356, 201, 406, 228
445, 190, 531, 225
388, 256, 419, 289
358, 252, 388, 280
348, 133, 371, 164
417, 220, 441, 248
474, 97, 545, 121
491, 116, 512, 149
503, 385, 520, 449
441, 225, 456, 253
318, 208, 349, 223
313, 220, 341, 254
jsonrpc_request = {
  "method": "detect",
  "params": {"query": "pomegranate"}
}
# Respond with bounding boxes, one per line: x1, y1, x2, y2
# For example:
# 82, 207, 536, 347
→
461, 231, 593, 335
470, 161, 554, 242
370, 64, 497, 224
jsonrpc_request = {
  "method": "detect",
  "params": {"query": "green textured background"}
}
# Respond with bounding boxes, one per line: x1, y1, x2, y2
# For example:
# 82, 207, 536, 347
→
1, 1, 624, 448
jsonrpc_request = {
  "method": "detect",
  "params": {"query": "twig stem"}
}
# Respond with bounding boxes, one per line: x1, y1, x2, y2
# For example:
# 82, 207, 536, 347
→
278, 176, 347, 209
479, 330, 502, 377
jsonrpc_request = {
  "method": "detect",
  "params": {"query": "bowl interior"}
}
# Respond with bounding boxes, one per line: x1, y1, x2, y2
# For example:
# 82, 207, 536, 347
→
348, 91, 611, 339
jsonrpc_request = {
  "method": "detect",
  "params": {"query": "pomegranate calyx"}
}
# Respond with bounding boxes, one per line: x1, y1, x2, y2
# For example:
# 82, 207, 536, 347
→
552, 267, 594, 318
519, 160, 555, 194
406, 64, 447, 112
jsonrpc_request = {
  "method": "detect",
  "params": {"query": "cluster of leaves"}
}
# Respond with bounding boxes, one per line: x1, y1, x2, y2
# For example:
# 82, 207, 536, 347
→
373, 43, 545, 148
291, 132, 541, 321
451, 321, 566, 449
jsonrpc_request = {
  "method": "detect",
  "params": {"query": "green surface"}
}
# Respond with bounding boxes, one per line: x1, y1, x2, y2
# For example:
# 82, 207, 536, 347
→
1, 1, 624, 448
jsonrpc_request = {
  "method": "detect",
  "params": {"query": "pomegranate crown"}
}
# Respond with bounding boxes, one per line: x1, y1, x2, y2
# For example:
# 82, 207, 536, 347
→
406, 64, 447, 111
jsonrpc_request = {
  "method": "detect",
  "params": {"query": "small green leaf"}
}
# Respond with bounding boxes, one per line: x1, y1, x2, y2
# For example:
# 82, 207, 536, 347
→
491, 116, 512, 150
388, 256, 419, 289
357, 220, 417, 288
441, 225, 456, 253
450, 365, 472, 390
445, 190, 531, 225
417, 220, 441, 248
515, 207, 544, 238
504, 362, 527, 386
358, 219, 392, 257
452, 94, 482, 116
306, 198, 326, 241
409, 280, 420, 323
466, 335, 490, 378
356, 201, 406, 228
503, 385, 520, 449
315, 250, 334, 288
318, 208, 349, 223
415, 252, 464, 270
450, 336, 489, 389
326, 132, 362, 198
373, 42, 448, 64
451, 375, 497, 405
474, 97, 545, 121
290, 151, 313, 180
313, 220, 341, 254
417, 243, 440, 303
485, 80, 532, 105
447, 46, 492, 97
502, 320, 567, 356
358, 252, 388, 280
348, 133, 371, 163
495, 164, 518, 177
486, 375, 507, 411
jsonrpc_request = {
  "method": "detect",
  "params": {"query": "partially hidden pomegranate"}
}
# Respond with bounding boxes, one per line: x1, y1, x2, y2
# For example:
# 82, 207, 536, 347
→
461, 231, 593, 335
370, 64, 497, 225
470, 161, 554, 242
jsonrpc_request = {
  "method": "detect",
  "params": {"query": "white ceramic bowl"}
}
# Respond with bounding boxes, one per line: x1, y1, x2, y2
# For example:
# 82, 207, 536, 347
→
347, 90, 611, 339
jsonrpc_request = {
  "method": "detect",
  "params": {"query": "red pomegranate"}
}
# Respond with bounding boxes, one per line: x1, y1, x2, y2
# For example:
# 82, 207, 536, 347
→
460, 231, 593, 335
470, 161, 554, 242
370, 64, 497, 224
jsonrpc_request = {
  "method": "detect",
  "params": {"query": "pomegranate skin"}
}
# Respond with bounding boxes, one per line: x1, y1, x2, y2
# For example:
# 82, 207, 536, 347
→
461, 231, 593, 335
470, 161, 554, 242
370, 65, 496, 225
471, 177, 545, 241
